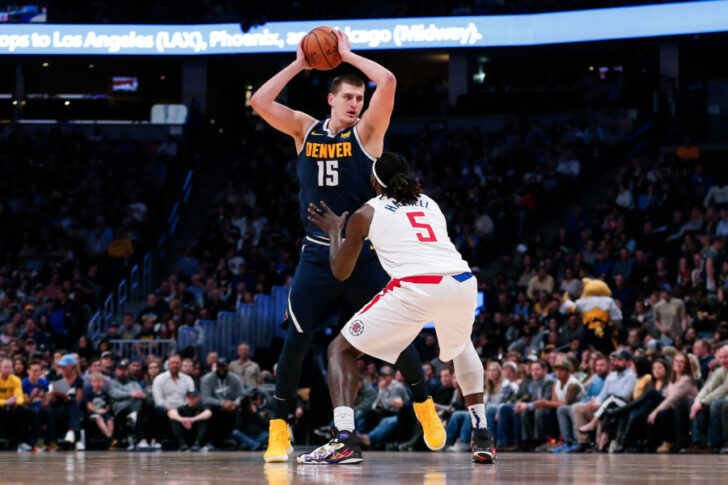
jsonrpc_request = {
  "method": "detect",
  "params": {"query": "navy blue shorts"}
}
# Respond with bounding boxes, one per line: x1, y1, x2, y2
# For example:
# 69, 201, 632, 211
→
288, 238, 389, 333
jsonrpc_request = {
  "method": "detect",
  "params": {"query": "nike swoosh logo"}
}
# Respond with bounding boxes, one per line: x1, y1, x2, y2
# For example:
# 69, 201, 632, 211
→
310, 131, 324, 136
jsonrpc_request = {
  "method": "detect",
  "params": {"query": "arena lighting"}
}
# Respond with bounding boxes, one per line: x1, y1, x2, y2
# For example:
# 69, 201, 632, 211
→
0, 1, 725, 55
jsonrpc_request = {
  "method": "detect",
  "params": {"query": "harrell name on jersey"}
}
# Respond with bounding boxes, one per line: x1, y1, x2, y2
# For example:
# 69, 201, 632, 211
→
365, 193, 471, 279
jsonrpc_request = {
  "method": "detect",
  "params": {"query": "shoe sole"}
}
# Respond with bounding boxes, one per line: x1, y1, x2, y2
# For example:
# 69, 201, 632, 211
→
264, 446, 294, 463
472, 446, 496, 464
423, 437, 446, 451
472, 451, 495, 464
297, 457, 363, 465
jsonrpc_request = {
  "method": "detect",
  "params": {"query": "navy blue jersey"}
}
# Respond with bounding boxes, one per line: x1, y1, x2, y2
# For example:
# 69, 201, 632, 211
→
297, 119, 376, 239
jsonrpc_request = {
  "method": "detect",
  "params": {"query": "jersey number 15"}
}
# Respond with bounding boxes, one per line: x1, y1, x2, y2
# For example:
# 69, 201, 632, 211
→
317, 160, 339, 186
407, 212, 437, 242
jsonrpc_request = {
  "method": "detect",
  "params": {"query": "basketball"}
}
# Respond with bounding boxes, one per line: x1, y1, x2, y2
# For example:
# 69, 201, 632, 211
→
302, 26, 342, 71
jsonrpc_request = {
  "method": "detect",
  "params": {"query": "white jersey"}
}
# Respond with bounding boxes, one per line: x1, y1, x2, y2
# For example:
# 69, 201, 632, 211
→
365, 193, 470, 279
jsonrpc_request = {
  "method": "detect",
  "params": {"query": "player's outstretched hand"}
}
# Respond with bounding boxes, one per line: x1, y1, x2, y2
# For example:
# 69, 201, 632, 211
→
334, 29, 352, 59
307, 201, 348, 236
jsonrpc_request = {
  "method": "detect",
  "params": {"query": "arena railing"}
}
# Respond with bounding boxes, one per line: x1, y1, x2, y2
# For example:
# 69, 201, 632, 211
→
108, 339, 177, 360
176, 286, 290, 359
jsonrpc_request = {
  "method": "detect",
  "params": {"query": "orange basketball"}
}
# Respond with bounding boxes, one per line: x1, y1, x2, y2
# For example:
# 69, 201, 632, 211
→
302, 26, 342, 71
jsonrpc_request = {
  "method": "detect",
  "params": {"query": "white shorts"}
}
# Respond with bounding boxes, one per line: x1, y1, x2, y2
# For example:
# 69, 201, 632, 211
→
341, 274, 477, 364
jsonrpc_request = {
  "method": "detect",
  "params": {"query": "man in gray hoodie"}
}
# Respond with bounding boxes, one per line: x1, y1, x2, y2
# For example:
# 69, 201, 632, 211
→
109, 359, 157, 449
200, 357, 245, 445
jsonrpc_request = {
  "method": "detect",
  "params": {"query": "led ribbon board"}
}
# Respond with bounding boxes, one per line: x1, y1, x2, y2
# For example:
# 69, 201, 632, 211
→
0, 1, 726, 55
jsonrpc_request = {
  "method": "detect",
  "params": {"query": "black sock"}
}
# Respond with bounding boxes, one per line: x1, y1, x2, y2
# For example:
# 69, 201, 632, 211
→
408, 378, 429, 403
395, 344, 428, 402
273, 395, 292, 420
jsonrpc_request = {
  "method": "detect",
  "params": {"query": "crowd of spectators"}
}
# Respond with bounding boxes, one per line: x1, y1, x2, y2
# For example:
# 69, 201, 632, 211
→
0, 126, 179, 353
0, 344, 270, 451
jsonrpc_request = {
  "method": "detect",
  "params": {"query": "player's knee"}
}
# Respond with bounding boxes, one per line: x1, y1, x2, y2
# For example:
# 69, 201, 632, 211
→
327, 334, 355, 361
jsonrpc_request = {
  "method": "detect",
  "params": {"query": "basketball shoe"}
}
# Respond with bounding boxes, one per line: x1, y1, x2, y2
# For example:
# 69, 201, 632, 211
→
413, 397, 446, 450
471, 428, 496, 464
264, 419, 293, 463
297, 428, 363, 465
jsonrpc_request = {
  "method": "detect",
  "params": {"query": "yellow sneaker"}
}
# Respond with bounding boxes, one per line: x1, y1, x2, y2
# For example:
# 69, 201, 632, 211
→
413, 397, 446, 451
264, 419, 293, 463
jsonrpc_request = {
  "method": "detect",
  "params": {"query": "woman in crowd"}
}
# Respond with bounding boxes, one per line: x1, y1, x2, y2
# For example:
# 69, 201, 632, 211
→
446, 361, 516, 451
13, 357, 27, 379
647, 352, 698, 452
75, 336, 96, 361
143, 359, 161, 391
609, 358, 671, 452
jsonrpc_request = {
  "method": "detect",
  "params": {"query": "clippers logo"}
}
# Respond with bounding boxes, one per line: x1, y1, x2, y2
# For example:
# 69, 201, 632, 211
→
349, 320, 364, 336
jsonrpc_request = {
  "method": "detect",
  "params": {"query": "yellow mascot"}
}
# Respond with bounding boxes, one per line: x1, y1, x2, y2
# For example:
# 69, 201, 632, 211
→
560, 278, 623, 353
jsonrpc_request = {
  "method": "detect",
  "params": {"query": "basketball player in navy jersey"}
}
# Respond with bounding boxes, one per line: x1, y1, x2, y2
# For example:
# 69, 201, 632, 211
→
251, 30, 444, 462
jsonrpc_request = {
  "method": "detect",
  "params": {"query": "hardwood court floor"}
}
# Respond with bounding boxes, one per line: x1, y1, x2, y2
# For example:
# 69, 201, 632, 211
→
0, 451, 726, 484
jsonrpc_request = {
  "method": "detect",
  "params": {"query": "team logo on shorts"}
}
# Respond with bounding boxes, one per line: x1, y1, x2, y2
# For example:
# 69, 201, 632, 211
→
349, 320, 364, 336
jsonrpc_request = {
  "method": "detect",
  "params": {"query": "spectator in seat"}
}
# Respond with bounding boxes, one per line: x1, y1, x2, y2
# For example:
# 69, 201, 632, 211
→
653, 290, 687, 346
687, 344, 728, 453
200, 357, 244, 445
422, 362, 441, 395
527, 263, 554, 300
22, 360, 51, 450
447, 361, 516, 452
205, 351, 219, 374
693, 339, 714, 381
152, 354, 195, 441
168, 389, 211, 451
0, 357, 32, 451
100, 351, 115, 376
109, 359, 158, 450
82, 359, 112, 390
232, 389, 271, 451
559, 315, 583, 349
49, 354, 84, 450
554, 354, 609, 453
538, 358, 584, 453
606, 357, 669, 453
107, 227, 134, 261
497, 358, 536, 451
513, 359, 556, 451
83, 372, 114, 441
228, 343, 261, 387
358, 366, 409, 449
119, 313, 141, 340
647, 352, 698, 453
572, 350, 636, 452
137, 294, 168, 325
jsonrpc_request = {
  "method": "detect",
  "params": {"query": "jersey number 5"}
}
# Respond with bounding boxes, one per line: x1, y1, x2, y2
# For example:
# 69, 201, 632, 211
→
407, 212, 437, 242
317, 160, 339, 186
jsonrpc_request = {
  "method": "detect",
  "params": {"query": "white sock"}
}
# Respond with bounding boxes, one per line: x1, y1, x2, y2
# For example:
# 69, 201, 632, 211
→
333, 406, 355, 432
468, 403, 487, 430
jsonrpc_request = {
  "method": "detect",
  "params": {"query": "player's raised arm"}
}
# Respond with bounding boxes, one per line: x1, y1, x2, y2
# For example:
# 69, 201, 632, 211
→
249, 40, 317, 152
307, 202, 372, 281
334, 30, 396, 152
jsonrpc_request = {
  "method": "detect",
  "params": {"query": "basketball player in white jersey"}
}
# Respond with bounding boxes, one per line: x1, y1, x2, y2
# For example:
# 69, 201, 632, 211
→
298, 152, 495, 464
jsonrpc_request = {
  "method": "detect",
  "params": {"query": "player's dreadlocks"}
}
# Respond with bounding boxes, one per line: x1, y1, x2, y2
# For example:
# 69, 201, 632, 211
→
373, 152, 422, 205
